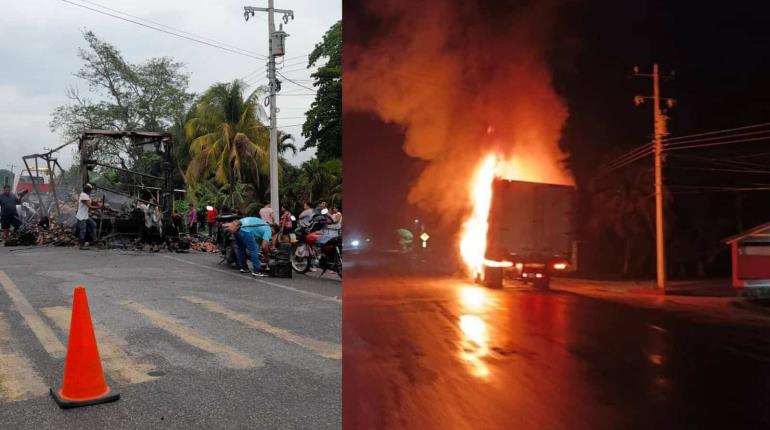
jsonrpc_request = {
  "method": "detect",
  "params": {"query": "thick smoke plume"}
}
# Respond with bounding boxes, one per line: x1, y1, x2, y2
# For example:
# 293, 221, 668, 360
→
346, 0, 572, 227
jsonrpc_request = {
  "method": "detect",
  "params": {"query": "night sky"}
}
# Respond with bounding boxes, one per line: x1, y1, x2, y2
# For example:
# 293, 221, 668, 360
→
344, 0, 770, 274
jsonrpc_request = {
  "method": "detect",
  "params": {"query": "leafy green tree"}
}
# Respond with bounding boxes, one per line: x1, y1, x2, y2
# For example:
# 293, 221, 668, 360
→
301, 21, 341, 161
184, 80, 270, 193
50, 31, 193, 167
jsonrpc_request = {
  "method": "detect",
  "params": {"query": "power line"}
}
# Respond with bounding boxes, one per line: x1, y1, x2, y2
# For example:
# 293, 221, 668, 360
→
665, 166, 770, 175
240, 68, 265, 81
283, 54, 310, 62
662, 121, 770, 143
600, 142, 653, 172
664, 135, 770, 151
664, 129, 770, 148
667, 185, 770, 193
278, 59, 311, 69
666, 153, 768, 170
281, 80, 317, 92
277, 66, 316, 75
731, 150, 770, 160
61, 0, 267, 60
75, 0, 267, 58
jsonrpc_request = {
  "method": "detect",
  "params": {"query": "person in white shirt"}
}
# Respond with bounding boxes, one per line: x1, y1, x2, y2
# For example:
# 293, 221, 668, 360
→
138, 196, 163, 252
76, 183, 100, 250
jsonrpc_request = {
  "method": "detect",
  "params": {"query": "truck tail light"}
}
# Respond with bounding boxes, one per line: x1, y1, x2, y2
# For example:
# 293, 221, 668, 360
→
553, 262, 567, 271
535, 273, 543, 279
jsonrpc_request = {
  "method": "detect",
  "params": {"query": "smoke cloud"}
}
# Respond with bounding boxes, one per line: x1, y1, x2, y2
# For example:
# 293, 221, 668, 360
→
346, 0, 573, 227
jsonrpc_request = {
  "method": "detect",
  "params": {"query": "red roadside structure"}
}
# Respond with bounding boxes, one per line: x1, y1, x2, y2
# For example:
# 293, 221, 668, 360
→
724, 222, 770, 289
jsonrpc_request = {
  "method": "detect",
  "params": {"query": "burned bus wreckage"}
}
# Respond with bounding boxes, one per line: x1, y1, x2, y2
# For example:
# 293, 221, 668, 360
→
10, 129, 190, 250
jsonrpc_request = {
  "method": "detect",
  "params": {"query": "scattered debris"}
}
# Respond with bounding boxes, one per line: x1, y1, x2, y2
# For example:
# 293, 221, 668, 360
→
190, 237, 220, 253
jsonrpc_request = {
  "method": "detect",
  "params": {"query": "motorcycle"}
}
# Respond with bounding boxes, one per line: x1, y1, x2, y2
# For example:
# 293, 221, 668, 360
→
290, 211, 342, 277
215, 213, 257, 267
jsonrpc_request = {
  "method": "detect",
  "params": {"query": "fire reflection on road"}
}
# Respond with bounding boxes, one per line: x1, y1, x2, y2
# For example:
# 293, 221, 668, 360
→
458, 286, 493, 378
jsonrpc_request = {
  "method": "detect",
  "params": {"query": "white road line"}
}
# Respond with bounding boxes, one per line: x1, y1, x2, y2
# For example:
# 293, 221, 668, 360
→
0, 312, 48, 401
121, 300, 260, 369
42, 306, 159, 385
161, 254, 341, 304
181, 295, 341, 360
0, 271, 66, 358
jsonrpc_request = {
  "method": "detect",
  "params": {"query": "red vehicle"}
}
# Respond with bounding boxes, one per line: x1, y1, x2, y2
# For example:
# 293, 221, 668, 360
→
15, 170, 50, 194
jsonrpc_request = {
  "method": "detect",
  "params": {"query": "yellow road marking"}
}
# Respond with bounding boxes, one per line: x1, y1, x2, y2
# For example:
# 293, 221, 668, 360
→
41, 306, 158, 385
0, 271, 65, 358
0, 312, 48, 401
121, 301, 259, 369
181, 295, 341, 360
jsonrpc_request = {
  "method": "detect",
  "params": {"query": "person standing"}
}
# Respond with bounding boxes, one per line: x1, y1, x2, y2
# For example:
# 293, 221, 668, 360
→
139, 197, 163, 252
0, 184, 22, 242
277, 205, 294, 244
196, 204, 206, 233
298, 202, 314, 227
259, 203, 274, 224
206, 205, 218, 237
331, 207, 342, 227
280, 206, 293, 231
187, 203, 198, 235
76, 184, 100, 250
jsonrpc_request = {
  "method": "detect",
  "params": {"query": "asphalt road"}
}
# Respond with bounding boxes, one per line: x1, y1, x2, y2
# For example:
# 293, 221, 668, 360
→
0, 246, 341, 429
344, 273, 770, 430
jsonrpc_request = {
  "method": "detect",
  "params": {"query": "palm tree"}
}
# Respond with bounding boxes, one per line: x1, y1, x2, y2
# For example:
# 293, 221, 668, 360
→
185, 80, 270, 194
278, 131, 298, 157
298, 158, 341, 204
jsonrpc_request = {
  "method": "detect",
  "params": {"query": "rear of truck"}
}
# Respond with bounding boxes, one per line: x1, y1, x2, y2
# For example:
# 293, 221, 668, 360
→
484, 179, 575, 289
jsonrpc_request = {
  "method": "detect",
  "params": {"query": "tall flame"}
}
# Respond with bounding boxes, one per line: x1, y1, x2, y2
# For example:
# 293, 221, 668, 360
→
345, 0, 575, 274
460, 153, 554, 278
459, 155, 498, 277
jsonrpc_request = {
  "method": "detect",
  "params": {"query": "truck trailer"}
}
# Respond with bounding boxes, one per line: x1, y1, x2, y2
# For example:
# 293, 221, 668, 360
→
483, 179, 576, 289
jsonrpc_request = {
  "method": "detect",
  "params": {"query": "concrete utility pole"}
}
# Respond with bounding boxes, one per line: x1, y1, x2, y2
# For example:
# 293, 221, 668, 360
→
244, 1, 293, 224
6, 164, 16, 186
634, 64, 675, 290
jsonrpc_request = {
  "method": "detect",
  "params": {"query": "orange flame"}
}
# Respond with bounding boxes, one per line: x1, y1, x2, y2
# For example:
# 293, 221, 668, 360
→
459, 155, 498, 277
460, 151, 572, 278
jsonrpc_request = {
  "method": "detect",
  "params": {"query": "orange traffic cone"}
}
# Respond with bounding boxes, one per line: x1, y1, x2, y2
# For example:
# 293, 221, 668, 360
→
50, 286, 120, 408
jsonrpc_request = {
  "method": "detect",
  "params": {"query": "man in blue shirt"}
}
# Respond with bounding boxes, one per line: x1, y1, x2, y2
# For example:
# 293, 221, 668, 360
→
224, 216, 272, 277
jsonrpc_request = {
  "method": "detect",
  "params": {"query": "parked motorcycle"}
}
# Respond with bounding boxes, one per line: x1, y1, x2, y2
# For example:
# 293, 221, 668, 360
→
290, 211, 342, 277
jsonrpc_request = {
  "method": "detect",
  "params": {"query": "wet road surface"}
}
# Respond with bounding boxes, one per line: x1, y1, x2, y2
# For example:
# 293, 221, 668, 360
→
344, 274, 770, 429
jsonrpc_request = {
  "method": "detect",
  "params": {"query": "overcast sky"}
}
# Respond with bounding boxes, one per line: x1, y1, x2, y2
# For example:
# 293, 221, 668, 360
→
0, 0, 340, 174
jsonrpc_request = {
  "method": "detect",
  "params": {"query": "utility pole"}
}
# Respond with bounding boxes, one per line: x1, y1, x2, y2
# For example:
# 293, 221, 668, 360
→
634, 64, 675, 290
6, 164, 16, 187
244, 2, 293, 224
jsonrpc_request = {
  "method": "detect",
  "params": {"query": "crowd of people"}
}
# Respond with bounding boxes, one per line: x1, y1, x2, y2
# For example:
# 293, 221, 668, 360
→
182, 201, 342, 239
190, 200, 343, 277
0, 182, 343, 270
